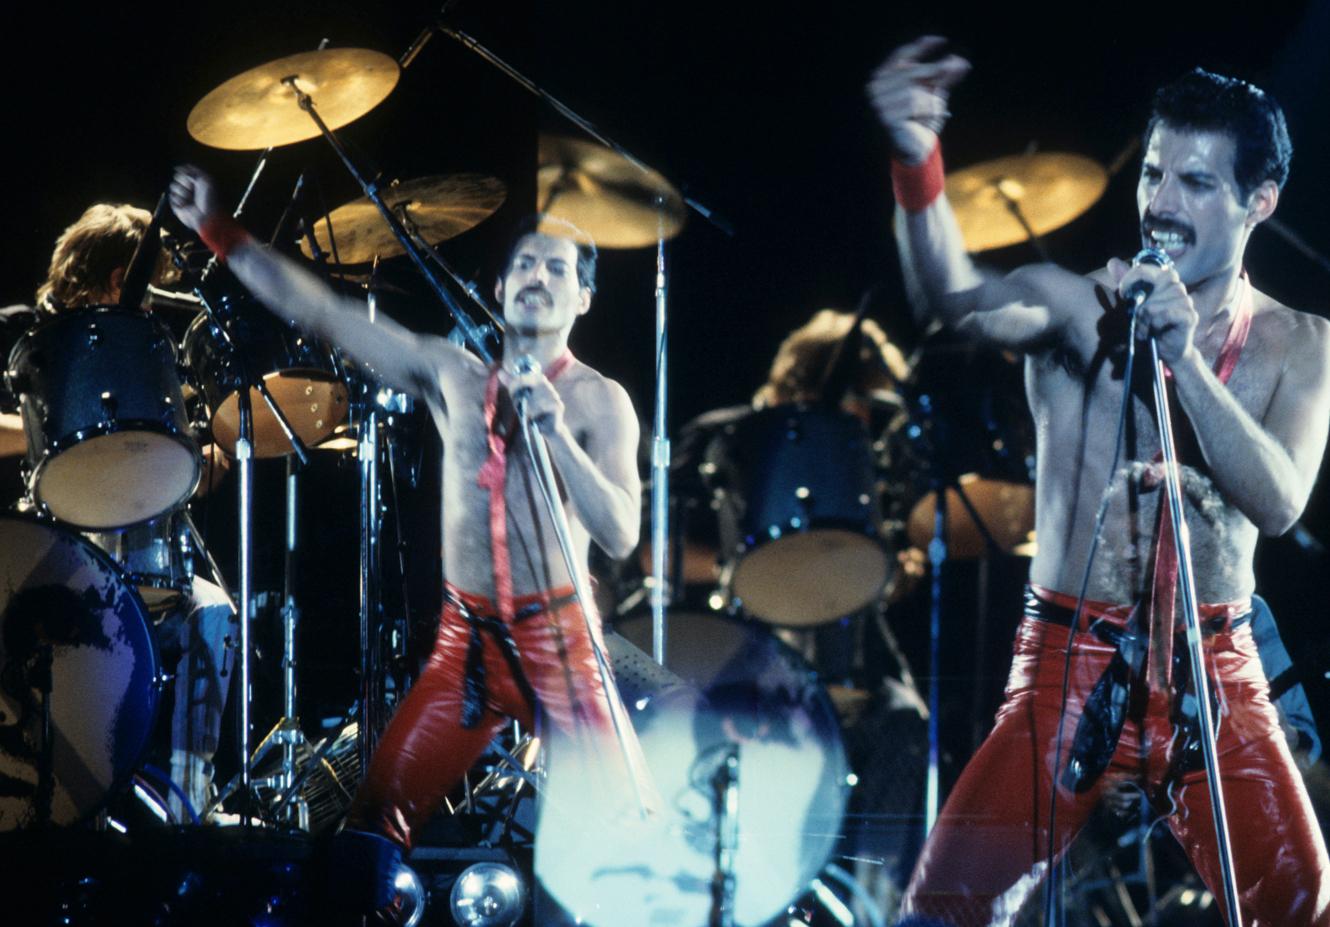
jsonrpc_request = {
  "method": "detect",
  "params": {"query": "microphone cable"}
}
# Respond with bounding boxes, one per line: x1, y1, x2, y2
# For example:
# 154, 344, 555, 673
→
1040, 299, 1143, 925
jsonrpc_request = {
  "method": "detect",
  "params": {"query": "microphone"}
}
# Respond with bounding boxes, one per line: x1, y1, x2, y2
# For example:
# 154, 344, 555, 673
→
513, 354, 540, 417
1122, 247, 1173, 312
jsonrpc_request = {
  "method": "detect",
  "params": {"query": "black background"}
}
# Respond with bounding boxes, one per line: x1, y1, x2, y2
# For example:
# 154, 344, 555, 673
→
4, 1, 1330, 767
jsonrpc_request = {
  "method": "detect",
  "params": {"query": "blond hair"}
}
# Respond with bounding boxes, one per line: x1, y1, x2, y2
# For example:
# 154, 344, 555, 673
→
754, 309, 910, 408
36, 203, 161, 309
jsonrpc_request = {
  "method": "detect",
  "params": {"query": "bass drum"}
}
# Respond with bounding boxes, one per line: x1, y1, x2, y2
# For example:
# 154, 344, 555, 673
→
708, 405, 891, 626
182, 293, 349, 458
7, 306, 200, 529
0, 516, 159, 830
540, 610, 849, 927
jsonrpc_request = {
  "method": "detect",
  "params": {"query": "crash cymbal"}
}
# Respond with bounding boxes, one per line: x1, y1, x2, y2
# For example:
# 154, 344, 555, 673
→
538, 135, 685, 249
187, 48, 399, 150
945, 152, 1107, 252
299, 173, 506, 264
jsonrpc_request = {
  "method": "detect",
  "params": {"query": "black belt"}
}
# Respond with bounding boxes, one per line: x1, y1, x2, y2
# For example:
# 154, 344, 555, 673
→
449, 590, 578, 729
1023, 589, 1251, 636
1023, 588, 1250, 792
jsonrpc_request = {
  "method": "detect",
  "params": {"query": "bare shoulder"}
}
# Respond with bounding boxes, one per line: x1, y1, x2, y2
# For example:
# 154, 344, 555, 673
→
427, 335, 489, 396
561, 360, 636, 419
1251, 290, 1330, 372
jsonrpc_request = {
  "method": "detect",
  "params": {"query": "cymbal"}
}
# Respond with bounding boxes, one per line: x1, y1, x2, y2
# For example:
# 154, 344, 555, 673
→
945, 152, 1107, 252
299, 174, 507, 264
538, 135, 685, 249
188, 48, 399, 150
906, 475, 1035, 559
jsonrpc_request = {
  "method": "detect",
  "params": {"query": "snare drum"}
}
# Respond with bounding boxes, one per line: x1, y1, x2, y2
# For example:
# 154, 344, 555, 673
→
83, 509, 194, 614
7, 306, 201, 529
182, 293, 349, 458
708, 404, 891, 626
0, 515, 159, 830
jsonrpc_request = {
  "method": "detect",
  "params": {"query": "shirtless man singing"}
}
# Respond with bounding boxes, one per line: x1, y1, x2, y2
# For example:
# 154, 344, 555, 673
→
869, 37, 1330, 926
169, 166, 645, 864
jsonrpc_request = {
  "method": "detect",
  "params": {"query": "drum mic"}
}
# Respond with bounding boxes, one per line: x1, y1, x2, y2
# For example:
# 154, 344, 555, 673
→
120, 192, 169, 311
513, 354, 540, 417
1121, 247, 1172, 313
144, 285, 203, 312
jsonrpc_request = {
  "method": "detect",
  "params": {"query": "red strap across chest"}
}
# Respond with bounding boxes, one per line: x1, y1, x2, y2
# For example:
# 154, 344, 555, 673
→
1148, 277, 1252, 684
477, 351, 574, 623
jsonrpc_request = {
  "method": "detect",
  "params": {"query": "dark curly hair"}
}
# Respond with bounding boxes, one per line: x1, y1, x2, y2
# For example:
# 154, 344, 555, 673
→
1147, 68, 1292, 201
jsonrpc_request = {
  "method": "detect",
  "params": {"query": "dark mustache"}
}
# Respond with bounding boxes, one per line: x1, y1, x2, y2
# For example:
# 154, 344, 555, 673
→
1141, 213, 1195, 242
518, 286, 552, 303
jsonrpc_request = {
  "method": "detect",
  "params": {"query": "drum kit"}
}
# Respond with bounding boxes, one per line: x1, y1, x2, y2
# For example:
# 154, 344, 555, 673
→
0, 18, 1116, 926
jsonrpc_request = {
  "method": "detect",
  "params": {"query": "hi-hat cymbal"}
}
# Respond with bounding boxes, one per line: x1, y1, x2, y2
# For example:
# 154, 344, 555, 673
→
538, 135, 685, 249
945, 152, 1107, 253
299, 174, 507, 264
188, 48, 400, 150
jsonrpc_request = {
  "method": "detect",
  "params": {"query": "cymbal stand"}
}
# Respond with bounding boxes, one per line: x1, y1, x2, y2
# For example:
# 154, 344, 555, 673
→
919, 471, 1007, 837
395, 206, 506, 335
239, 457, 314, 828
353, 278, 418, 764
278, 77, 496, 366
990, 178, 1051, 263
357, 339, 384, 770
435, 25, 732, 665
184, 288, 311, 827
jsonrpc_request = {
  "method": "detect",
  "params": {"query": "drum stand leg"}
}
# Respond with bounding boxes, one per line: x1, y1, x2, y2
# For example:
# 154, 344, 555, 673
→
263, 456, 313, 828
210, 457, 317, 828
922, 476, 1006, 836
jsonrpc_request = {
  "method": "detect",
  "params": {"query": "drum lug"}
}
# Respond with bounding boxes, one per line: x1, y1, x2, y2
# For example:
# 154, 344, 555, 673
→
87, 322, 101, 347
99, 391, 117, 424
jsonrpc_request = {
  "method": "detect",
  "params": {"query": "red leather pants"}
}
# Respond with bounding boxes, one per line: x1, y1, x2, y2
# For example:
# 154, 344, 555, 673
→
346, 585, 617, 849
899, 602, 1330, 927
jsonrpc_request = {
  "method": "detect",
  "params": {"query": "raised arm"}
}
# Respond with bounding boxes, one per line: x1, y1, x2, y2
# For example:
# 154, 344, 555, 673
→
868, 37, 1072, 352
169, 165, 467, 397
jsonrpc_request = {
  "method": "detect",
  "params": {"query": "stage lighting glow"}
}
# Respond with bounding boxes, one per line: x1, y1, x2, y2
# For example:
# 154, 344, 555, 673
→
449, 862, 526, 927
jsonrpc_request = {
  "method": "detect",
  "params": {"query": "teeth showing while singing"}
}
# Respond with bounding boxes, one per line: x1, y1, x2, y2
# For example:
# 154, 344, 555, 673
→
1150, 229, 1186, 248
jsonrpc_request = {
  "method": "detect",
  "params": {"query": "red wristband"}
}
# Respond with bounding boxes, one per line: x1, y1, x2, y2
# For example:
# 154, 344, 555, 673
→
891, 141, 945, 213
197, 214, 253, 263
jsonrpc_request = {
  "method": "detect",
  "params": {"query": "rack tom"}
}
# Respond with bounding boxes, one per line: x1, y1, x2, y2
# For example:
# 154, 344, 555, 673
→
182, 293, 348, 458
6, 306, 201, 529
708, 405, 891, 626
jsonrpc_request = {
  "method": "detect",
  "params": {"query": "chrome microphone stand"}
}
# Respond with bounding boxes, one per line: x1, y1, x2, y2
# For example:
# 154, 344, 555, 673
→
514, 363, 651, 818
1147, 335, 1243, 926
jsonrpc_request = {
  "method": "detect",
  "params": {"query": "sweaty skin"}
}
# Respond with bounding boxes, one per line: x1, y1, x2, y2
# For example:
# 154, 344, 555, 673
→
868, 38, 1330, 606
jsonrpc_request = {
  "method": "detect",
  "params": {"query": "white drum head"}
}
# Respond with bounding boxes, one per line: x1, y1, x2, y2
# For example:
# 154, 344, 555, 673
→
731, 530, 890, 626
35, 432, 199, 529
